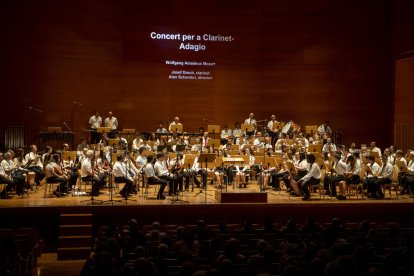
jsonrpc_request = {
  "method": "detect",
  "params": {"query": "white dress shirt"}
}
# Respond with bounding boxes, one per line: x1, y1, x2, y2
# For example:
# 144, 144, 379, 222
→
301, 163, 321, 182
379, 162, 394, 180
81, 158, 93, 178
105, 117, 118, 130
154, 160, 169, 176
113, 161, 127, 178
367, 162, 381, 178
25, 152, 43, 168
89, 115, 102, 129
335, 159, 348, 175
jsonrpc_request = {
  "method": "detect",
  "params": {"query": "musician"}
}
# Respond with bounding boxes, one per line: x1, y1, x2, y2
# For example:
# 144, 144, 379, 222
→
290, 153, 321, 200
399, 151, 414, 195
89, 111, 102, 144
383, 148, 395, 165
25, 145, 44, 186
232, 122, 242, 143
324, 154, 347, 197
169, 153, 185, 191
80, 150, 104, 196
220, 125, 232, 145
44, 154, 69, 197
337, 155, 361, 200
201, 132, 209, 151
363, 155, 381, 199
369, 141, 382, 157
132, 134, 143, 150
14, 148, 27, 168
191, 138, 201, 152
144, 155, 167, 199
156, 122, 168, 133
0, 152, 18, 198
267, 115, 280, 145
168, 117, 183, 133
244, 113, 257, 137
42, 146, 53, 164
349, 142, 357, 154
104, 111, 118, 138
322, 138, 337, 155
112, 155, 135, 198
136, 147, 148, 169
317, 121, 332, 139
274, 133, 288, 153
95, 150, 111, 180
192, 152, 207, 188
370, 155, 394, 199
154, 153, 178, 196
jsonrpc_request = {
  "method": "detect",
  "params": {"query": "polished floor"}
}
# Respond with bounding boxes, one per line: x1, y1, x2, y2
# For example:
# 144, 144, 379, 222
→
36, 253, 84, 276
0, 181, 411, 208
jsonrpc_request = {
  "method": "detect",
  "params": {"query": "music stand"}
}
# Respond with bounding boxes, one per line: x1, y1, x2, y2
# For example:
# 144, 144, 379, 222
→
97, 127, 111, 134
157, 145, 173, 152
207, 139, 220, 150
396, 160, 407, 173
170, 124, 183, 133
308, 144, 322, 153
108, 139, 120, 148
48, 127, 62, 133
102, 172, 123, 205
194, 153, 216, 203
62, 151, 76, 162
207, 125, 220, 138
121, 128, 136, 145
175, 144, 186, 152
305, 125, 318, 135
241, 124, 254, 135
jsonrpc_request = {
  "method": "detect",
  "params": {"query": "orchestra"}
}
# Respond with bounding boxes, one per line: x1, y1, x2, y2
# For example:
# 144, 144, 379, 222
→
0, 112, 413, 202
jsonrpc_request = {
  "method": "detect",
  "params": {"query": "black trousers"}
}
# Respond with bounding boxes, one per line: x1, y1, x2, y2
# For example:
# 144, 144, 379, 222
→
270, 171, 289, 189
324, 175, 345, 196
46, 176, 68, 193
81, 176, 104, 194
114, 176, 134, 195
90, 129, 100, 144
372, 177, 390, 197
299, 177, 320, 197
159, 175, 178, 195
147, 177, 167, 196
0, 177, 14, 197
27, 166, 44, 185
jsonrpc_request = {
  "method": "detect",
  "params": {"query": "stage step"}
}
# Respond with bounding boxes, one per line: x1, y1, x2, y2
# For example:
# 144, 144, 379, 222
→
60, 213, 93, 225
215, 190, 268, 203
57, 247, 91, 260
58, 213, 92, 260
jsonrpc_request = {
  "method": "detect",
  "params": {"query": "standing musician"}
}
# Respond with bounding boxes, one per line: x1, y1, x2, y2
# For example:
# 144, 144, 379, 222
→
25, 145, 44, 186
144, 155, 167, 199
44, 154, 69, 197
267, 115, 280, 146
80, 150, 104, 196
112, 155, 135, 198
89, 111, 102, 144
244, 113, 257, 137
317, 121, 332, 142
169, 117, 183, 133
154, 152, 178, 196
104, 111, 118, 138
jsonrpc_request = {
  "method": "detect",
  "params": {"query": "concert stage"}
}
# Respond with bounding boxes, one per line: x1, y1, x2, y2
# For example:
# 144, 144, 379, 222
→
1, 183, 414, 252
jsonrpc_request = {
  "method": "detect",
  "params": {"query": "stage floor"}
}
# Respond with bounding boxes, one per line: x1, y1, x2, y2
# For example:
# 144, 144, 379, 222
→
0, 181, 412, 208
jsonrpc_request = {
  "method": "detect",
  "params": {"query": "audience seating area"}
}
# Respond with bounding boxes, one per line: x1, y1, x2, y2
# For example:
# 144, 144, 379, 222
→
0, 228, 43, 275
81, 218, 414, 276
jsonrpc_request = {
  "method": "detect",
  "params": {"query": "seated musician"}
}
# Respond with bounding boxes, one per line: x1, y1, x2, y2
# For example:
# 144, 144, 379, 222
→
59, 151, 78, 191
136, 147, 148, 169
169, 153, 185, 191
132, 133, 143, 151
322, 138, 336, 155
89, 111, 102, 144
274, 133, 288, 153
192, 152, 207, 189
363, 155, 382, 199
399, 151, 414, 195
144, 155, 167, 199
156, 122, 168, 133
290, 153, 321, 200
253, 132, 264, 149
112, 155, 135, 198
14, 148, 27, 168
80, 150, 105, 196
25, 145, 44, 186
232, 122, 242, 143
283, 152, 308, 194
154, 153, 178, 196
337, 155, 361, 200
104, 111, 118, 139
262, 160, 278, 190
234, 163, 247, 188
191, 138, 201, 152
168, 117, 183, 133
44, 154, 69, 197
369, 141, 382, 157
0, 152, 19, 198
220, 125, 233, 145
77, 137, 88, 152
95, 150, 111, 182
383, 148, 395, 165
324, 154, 347, 197
42, 146, 53, 165
370, 155, 394, 199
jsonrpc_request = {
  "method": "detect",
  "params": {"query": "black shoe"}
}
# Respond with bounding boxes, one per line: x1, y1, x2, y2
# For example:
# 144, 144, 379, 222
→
302, 196, 310, 201
156, 195, 166, 199
336, 195, 346, 200
53, 191, 61, 197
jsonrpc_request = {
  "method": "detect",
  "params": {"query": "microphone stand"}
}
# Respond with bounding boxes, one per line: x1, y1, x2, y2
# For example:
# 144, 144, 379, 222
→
69, 102, 80, 132
171, 156, 188, 204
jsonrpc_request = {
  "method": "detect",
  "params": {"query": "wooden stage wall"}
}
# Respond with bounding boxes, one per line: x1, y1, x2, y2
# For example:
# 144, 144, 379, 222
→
2, 0, 414, 148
